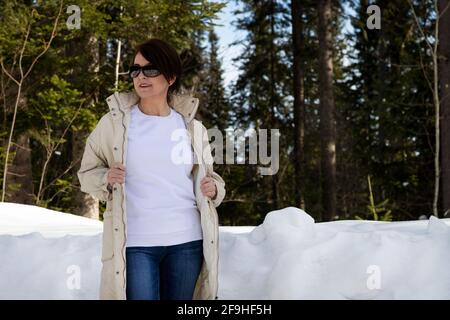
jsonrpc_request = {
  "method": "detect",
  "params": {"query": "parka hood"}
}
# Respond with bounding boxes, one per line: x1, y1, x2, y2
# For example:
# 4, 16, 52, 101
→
106, 90, 199, 123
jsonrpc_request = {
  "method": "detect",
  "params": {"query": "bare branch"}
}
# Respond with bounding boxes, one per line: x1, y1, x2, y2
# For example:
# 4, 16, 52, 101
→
417, 39, 434, 94
39, 157, 82, 195
408, 0, 434, 56
18, 9, 35, 80
0, 59, 19, 86
23, 1, 64, 80
438, 0, 450, 19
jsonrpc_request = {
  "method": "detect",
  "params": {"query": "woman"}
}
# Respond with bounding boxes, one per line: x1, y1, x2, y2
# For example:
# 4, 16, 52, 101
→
77, 38, 225, 300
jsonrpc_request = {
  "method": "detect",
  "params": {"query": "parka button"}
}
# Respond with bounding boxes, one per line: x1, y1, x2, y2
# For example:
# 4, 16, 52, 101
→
114, 187, 117, 191
113, 113, 116, 116
116, 271, 119, 275
114, 147, 118, 150
115, 228, 118, 231
211, 240, 214, 244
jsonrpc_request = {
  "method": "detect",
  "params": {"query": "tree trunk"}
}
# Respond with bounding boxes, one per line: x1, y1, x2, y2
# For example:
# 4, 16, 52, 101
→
291, 0, 306, 210
269, 0, 279, 209
67, 35, 100, 219
5, 132, 34, 204
439, 0, 450, 217
318, 0, 337, 221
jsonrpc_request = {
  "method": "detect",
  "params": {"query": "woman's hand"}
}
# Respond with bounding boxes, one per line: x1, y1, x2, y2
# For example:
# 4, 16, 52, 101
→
107, 162, 126, 188
200, 176, 217, 199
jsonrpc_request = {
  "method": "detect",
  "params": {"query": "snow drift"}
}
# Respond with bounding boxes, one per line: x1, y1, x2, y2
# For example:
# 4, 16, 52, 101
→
1, 203, 449, 299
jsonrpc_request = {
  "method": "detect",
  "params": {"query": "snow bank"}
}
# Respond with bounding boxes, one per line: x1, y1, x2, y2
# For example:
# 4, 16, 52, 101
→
219, 207, 450, 299
0, 203, 102, 299
1, 203, 450, 299
0, 202, 102, 237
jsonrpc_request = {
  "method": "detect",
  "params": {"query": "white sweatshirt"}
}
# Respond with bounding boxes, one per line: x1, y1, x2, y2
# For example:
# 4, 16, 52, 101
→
124, 104, 203, 247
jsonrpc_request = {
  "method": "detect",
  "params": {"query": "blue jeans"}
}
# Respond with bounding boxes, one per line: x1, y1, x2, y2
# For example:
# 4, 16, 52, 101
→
126, 239, 203, 300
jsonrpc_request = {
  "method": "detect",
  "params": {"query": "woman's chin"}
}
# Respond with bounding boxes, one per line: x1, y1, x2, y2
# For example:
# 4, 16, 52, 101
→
135, 89, 156, 99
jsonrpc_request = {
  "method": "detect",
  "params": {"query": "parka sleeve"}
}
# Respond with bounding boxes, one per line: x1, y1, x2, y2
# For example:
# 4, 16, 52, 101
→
77, 122, 112, 204
200, 123, 226, 208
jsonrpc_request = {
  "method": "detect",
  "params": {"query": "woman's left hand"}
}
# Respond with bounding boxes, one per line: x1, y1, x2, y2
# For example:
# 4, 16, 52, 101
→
200, 176, 217, 199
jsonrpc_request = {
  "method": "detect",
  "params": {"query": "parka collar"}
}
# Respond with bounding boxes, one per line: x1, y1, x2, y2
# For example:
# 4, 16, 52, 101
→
106, 90, 199, 123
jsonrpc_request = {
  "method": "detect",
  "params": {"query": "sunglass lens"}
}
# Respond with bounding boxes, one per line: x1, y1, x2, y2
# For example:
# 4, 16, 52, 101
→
142, 67, 161, 77
129, 66, 140, 78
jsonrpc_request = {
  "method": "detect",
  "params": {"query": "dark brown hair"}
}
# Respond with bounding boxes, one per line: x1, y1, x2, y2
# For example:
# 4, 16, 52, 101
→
134, 38, 182, 99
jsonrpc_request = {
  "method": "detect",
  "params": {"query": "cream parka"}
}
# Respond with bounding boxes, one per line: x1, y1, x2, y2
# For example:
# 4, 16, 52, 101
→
77, 90, 226, 300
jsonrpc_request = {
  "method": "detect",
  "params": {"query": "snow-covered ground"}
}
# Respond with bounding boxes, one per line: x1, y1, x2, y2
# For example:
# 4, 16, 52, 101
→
0, 202, 102, 299
1, 203, 449, 299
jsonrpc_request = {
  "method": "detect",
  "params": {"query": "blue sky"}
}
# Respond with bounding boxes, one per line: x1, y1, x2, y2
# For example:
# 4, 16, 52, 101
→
211, 0, 246, 90
211, 1, 356, 88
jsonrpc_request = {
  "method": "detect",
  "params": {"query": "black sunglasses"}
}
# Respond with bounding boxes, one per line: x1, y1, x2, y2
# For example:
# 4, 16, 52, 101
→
129, 64, 161, 78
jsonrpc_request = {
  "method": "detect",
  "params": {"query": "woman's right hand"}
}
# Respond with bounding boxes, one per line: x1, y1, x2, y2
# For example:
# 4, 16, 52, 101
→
107, 162, 126, 188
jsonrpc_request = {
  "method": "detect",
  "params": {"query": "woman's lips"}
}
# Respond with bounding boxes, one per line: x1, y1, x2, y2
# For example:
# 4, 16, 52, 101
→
139, 84, 152, 88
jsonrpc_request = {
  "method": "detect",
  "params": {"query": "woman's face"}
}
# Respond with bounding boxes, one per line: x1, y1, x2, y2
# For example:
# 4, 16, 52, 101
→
132, 52, 175, 100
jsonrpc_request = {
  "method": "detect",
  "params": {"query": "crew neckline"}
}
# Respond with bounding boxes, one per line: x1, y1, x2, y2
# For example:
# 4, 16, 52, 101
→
134, 104, 174, 119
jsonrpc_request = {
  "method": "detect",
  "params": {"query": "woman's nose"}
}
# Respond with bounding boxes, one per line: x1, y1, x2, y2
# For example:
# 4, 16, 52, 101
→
137, 72, 147, 80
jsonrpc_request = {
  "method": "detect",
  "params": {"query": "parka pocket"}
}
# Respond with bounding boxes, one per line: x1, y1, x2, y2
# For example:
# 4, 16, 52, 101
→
101, 209, 114, 262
